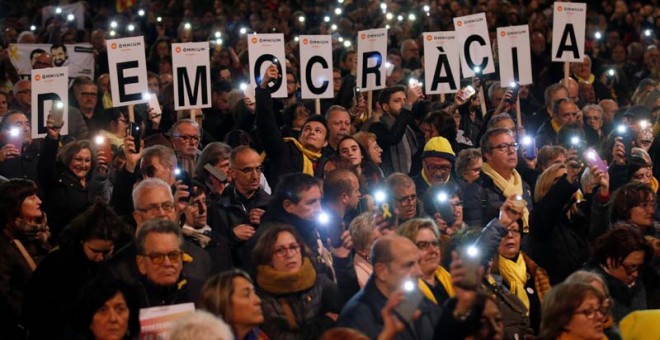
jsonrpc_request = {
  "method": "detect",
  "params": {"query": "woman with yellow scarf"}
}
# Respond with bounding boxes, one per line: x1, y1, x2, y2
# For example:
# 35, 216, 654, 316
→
398, 218, 455, 306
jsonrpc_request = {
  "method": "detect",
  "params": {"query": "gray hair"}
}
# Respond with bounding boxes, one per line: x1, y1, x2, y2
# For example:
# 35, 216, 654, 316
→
387, 172, 414, 190
168, 118, 198, 137
195, 142, 231, 182
487, 81, 503, 99
582, 104, 603, 118
169, 310, 234, 340
455, 148, 482, 176
135, 219, 182, 255
487, 113, 514, 130
349, 213, 377, 253
564, 270, 610, 297
140, 145, 177, 176
132, 177, 173, 210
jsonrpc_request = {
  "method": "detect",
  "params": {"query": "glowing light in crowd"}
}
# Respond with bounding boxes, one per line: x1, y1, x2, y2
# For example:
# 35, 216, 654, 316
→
423, 5, 430, 12
294, 36, 300, 42
156, 16, 162, 22
55, 7, 62, 14
240, 27, 247, 35
215, 31, 221, 38
331, 24, 338, 31
324, 16, 330, 23
335, 8, 342, 15
343, 40, 352, 48
67, 14, 75, 21
215, 39, 223, 45
594, 31, 602, 40
184, 22, 191, 30
408, 13, 416, 21
386, 12, 393, 20
138, 9, 145, 16
109, 30, 116, 37
110, 21, 118, 28
397, 15, 403, 22
298, 16, 305, 23
30, 25, 36, 31
127, 24, 135, 32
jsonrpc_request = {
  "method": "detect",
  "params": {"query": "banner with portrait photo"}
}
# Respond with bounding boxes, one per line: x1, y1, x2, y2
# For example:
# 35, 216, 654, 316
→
8, 43, 94, 81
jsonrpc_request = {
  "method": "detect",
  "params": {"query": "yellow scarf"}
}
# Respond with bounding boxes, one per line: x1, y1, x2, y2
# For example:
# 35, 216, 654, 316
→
551, 119, 561, 133
558, 332, 607, 340
498, 254, 530, 313
421, 169, 450, 187
575, 73, 596, 85
283, 137, 321, 176
419, 266, 455, 304
481, 162, 529, 228
256, 258, 317, 295
651, 177, 659, 193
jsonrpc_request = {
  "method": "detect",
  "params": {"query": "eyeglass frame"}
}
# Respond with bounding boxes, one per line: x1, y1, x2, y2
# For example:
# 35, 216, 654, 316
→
140, 250, 183, 265
273, 243, 303, 258
135, 201, 176, 215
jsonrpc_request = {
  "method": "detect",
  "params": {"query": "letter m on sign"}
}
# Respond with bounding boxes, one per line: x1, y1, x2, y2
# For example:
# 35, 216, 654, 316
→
177, 66, 208, 107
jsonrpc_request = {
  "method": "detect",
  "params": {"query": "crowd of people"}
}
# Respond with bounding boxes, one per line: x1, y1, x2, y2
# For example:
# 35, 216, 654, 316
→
0, 0, 659, 339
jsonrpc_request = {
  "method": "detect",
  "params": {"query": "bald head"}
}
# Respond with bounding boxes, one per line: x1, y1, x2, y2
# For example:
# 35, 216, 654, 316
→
371, 234, 417, 266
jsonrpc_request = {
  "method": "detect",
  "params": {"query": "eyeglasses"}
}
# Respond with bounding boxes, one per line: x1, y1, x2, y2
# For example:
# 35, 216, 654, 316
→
142, 250, 183, 265
415, 239, 440, 250
425, 164, 452, 173
273, 243, 302, 258
173, 135, 200, 143
632, 173, 653, 181
233, 166, 263, 174
621, 262, 643, 275
505, 227, 521, 236
136, 201, 176, 215
636, 200, 655, 210
395, 194, 417, 204
79, 92, 97, 98
574, 306, 606, 320
490, 142, 519, 153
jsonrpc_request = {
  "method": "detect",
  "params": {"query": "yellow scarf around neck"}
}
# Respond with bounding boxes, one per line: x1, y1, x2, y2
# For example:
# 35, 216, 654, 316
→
558, 332, 607, 340
499, 253, 530, 313
256, 257, 317, 295
418, 266, 455, 304
481, 162, 529, 229
283, 137, 321, 176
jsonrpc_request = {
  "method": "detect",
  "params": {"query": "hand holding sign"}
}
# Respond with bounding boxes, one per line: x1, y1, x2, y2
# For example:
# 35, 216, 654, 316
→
260, 65, 280, 90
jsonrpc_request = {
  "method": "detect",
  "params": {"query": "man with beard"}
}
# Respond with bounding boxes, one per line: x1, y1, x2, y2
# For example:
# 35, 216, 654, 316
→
50, 44, 68, 67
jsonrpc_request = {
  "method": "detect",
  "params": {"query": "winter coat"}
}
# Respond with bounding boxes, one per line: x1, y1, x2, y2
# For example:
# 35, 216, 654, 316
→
0, 140, 40, 182
587, 265, 648, 322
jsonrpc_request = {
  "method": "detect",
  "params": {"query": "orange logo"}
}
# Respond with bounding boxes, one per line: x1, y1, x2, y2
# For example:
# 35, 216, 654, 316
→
303, 38, 309, 45
34, 74, 41, 81
456, 21, 462, 27
500, 31, 506, 37
426, 35, 432, 41
251, 37, 258, 44
557, 5, 563, 12
111, 43, 117, 49
360, 33, 366, 40
175, 47, 182, 53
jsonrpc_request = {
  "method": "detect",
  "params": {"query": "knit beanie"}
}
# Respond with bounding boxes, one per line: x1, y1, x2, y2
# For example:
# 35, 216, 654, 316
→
422, 136, 456, 162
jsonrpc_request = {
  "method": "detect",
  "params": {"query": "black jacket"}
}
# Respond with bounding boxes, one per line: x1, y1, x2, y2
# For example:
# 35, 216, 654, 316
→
0, 140, 40, 182
535, 120, 557, 148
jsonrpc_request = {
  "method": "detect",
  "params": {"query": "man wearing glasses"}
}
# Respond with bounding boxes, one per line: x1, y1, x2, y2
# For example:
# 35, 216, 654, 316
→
135, 219, 201, 308
10, 80, 32, 115
213, 146, 271, 267
388, 172, 425, 224
0, 111, 39, 181
463, 128, 533, 230
169, 119, 201, 175
413, 136, 457, 199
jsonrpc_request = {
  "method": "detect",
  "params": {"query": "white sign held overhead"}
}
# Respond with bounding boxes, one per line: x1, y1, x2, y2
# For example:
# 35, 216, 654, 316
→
106, 36, 149, 107
248, 34, 287, 98
172, 42, 212, 110
551, 2, 586, 62
454, 13, 495, 77
356, 28, 388, 91
423, 32, 460, 94
299, 35, 334, 99
497, 25, 532, 86
31, 67, 69, 138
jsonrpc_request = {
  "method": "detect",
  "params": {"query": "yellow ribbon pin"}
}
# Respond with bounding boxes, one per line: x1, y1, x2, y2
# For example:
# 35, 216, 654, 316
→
381, 203, 392, 219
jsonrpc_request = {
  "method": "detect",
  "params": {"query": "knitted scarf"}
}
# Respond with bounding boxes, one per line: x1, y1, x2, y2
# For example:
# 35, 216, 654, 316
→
283, 138, 321, 176
481, 162, 529, 228
419, 266, 455, 304
256, 257, 317, 295
499, 253, 530, 313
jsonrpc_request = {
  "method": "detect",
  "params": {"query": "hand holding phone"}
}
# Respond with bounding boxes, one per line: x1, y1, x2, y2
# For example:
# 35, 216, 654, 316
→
128, 122, 142, 153
583, 148, 608, 172
50, 101, 64, 128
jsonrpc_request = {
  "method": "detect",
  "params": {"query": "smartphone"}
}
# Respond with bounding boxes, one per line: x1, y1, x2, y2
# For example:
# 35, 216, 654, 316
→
374, 189, 397, 228
394, 280, 424, 324
615, 125, 633, 157
8, 127, 23, 156
243, 84, 255, 104
461, 85, 476, 100
94, 135, 112, 159
583, 148, 608, 172
512, 195, 527, 214
129, 122, 142, 153
51, 101, 64, 128
506, 82, 520, 103
521, 135, 536, 159
457, 246, 480, 290
175, 168, 194, 200
353, 86, 361, 104
203, 163, 227, 182
435, 192, 456, 226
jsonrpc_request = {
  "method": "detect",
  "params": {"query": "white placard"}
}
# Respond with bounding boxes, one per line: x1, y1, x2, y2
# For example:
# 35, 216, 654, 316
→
423, 32, 461, 94
551, 2, 586, 62
248, 34, 287, 98
31, 67, 68, 138
41, 2, 85, 30
8, 43, 94, 81
299, 35, 334, 99
453, 13, 495, 77
172, 42, 212, 110
356, 28, 388, 91
139, 302, 195, 339
106, 36, 149, 107
497, 25, 532, 86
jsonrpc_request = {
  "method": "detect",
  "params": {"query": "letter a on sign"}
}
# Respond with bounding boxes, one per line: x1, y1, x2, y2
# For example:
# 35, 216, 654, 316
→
454, 13, 495, 77
299, 35, 333, 99
551, 2, 586, 62
248, 34, 287, 98
423, 31, 460, 94
357, 28, 387, 91
106, 36, 149, 107
172, 42, 211, 110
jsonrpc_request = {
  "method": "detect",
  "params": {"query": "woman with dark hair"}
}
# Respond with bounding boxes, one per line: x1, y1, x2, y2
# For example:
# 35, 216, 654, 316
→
584, 224, 656, 322
538, 282, 607, 340
252, 225, 340, 340
37, 121, 110, 239
68, 277, 138, 340
0, 179, 51, 337
147, 38, 171, 74
610, 182, 659, 238
199, 269, 268, 340
22, 201, 131, 339
337, 135, 384, 192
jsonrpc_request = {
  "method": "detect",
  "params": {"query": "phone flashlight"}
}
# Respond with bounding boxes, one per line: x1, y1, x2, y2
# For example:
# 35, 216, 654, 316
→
437, 192, 449, 203
617, 125, 627, 134
9, 127, 20, 137
640, 120, 649, 130
374, 190, 387, 203
466, 245, 479, 258
594, 31, 602, 40
317, 211, 330, 224
402, 280, 415, 292
94, 135, 105, 145
607, 69, 615, 77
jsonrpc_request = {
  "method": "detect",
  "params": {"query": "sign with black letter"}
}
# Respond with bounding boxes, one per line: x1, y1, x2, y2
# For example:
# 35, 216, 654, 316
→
299, 35, 333, 99
31, 67, 68, 138
172, 42, 211, 110
107, 36, 149, 107
454, 13, 495, 77
356, 28, 387, 91
551, 2, 586, 62
497, 25, 532, 86
248, 34, 287, 98
423, 31, 460, 94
